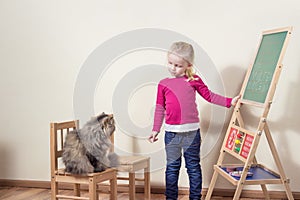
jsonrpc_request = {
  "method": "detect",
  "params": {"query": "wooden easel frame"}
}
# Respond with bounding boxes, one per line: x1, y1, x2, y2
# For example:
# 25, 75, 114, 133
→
205, 27, 294, 200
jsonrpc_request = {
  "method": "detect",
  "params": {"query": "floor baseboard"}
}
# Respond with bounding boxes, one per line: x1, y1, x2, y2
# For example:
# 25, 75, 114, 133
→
0, 179, 299, 199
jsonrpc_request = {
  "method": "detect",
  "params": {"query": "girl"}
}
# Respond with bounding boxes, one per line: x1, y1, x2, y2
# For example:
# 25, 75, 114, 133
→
149, 41, 240, 200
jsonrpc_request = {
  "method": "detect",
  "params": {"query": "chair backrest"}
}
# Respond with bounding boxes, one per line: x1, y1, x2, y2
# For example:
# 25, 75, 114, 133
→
50, 120, 79, 176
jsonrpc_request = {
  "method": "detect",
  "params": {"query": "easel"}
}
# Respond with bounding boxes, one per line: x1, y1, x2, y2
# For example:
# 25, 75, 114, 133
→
205, 27, 294, 200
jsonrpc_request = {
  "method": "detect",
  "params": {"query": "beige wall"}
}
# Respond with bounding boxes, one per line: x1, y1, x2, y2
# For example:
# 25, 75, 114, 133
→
0, 0, 299, 192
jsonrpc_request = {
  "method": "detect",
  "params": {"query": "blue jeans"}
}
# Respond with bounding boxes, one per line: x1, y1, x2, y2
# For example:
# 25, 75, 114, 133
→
164, 129, 202, 200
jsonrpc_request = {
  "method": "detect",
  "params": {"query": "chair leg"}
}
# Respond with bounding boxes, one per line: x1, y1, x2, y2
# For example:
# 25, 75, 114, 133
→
89, 177, 97, 200
144, 166, 151, 200
51, 177, 58, 200
129, 172, 136, 200
74, 183, 80, 196
110, 176, 117, 200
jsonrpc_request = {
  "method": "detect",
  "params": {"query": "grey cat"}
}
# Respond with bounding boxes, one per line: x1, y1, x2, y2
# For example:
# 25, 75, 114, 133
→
62, 113, 119, 174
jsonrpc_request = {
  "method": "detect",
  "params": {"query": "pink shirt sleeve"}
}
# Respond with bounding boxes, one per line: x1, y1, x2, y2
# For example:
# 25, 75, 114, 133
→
152, 83, 165, 132
192, 76, 232, 108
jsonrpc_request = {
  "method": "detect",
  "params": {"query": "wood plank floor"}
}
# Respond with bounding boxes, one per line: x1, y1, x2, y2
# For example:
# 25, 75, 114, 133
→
0, 186, 267, 200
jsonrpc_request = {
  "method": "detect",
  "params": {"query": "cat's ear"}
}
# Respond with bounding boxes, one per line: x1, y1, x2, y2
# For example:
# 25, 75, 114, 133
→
103, 114, 114, 127
96, 112, 108, 122
107, 114, 114, 124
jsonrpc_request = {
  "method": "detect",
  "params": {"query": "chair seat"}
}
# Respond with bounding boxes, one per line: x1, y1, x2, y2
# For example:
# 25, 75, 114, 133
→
56, 168, 117, 177
118, 156, 150, 172
119, 156, 149, 165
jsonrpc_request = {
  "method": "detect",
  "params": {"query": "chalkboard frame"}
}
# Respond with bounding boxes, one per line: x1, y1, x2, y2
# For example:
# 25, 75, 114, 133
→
240, 27, 292, 107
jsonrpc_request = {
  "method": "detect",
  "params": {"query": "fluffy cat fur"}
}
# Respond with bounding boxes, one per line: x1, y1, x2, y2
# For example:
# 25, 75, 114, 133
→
62, 113, 119, 174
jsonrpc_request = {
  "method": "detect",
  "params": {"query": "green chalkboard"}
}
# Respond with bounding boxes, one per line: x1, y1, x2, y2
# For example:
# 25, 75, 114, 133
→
243, 31, 288, 103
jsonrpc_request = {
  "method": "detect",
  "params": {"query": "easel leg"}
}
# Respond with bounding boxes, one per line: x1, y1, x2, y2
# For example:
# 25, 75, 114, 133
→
264, 123, 294, 200
260, 184, 270, 200
233, 182, 243, 200
253, 158, 270, 199
284, 181, 295, 200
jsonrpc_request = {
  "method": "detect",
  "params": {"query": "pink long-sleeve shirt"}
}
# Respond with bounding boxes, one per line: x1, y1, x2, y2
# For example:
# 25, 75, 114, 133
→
152, 75, 232, 132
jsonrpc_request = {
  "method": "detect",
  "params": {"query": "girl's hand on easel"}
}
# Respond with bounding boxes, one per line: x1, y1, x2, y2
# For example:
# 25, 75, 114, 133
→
231, 94, 241, 106
148, 131, 159, 143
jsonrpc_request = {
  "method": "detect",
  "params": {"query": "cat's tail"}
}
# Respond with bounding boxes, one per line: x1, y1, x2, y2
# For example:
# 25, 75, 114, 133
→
94, 152, 119, 172
108, 152, 120, 167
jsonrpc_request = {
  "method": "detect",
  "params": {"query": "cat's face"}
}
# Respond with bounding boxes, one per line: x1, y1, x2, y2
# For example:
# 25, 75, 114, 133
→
96, 113, 115, 136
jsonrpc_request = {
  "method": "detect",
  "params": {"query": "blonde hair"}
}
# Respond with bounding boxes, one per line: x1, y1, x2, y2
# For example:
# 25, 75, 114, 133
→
168, 41, 195, 81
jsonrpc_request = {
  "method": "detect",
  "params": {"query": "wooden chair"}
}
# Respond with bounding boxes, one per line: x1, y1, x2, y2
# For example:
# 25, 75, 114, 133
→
117, 155, 151, 200
50, 120, 117, 200
111, 135, 151, 200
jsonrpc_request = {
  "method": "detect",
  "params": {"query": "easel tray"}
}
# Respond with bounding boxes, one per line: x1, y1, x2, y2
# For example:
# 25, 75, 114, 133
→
214, 164, 283, 185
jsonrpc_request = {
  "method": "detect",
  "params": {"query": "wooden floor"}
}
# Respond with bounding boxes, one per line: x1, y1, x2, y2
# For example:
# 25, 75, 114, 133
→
0, 186, 268, 200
